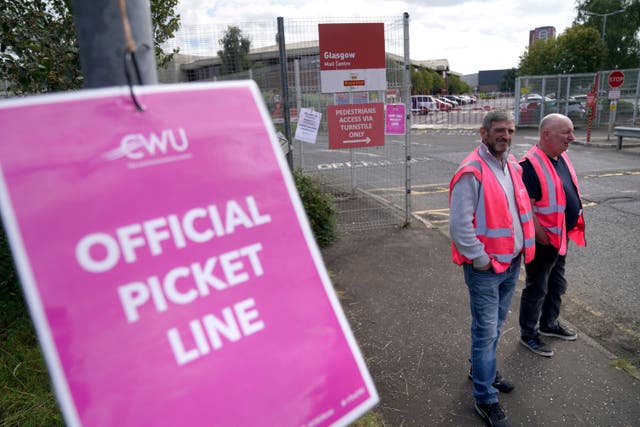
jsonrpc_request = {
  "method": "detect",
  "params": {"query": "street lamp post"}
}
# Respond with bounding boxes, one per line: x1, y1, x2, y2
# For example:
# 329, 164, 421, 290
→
584, 9, 625, 40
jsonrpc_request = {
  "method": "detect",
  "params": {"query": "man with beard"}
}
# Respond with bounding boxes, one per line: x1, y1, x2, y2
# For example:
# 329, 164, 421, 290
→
449, 110, 535, 427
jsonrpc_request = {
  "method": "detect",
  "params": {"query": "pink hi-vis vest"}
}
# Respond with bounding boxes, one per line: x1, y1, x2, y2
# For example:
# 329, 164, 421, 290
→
449, 147, 536, 273
522, 145, 586, 255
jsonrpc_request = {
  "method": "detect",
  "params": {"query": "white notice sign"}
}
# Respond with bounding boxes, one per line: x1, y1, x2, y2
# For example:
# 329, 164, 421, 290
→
295, 108, 322, 144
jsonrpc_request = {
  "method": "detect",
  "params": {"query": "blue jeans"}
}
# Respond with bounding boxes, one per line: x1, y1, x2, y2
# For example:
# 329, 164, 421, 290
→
463, 256, 521, 404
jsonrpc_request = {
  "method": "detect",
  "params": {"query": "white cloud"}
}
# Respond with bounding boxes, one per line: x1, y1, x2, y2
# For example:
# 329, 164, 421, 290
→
174, 0, 577, 75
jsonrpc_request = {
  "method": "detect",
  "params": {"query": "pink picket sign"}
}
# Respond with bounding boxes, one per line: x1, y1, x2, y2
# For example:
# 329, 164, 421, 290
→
0, 81, 378, 427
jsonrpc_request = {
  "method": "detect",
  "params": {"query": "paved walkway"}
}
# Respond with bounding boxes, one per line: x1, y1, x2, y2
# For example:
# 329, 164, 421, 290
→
321, 130, 640, 425
322, 224, 640, 426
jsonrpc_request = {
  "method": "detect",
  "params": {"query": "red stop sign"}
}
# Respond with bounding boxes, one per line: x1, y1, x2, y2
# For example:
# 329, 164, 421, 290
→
608, 70, 625, 88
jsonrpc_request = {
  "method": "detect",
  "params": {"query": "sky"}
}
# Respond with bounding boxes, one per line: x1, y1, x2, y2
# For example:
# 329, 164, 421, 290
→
174, 0, 578, 75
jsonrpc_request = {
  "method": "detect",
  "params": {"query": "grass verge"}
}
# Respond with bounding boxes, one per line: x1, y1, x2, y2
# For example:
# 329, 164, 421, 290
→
0, 235, 63, 426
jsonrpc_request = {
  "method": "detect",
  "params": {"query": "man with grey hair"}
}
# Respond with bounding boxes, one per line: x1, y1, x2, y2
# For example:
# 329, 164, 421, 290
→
449, 110, 535, 427
518, 113, 586, 357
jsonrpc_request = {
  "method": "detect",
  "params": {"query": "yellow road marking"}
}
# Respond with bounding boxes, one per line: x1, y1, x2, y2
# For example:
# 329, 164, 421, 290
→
584, 170, 640, 178
412, 188, 449, 195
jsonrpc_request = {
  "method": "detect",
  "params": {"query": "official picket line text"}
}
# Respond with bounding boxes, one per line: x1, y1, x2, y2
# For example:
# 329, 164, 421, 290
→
74, 195, 273, 365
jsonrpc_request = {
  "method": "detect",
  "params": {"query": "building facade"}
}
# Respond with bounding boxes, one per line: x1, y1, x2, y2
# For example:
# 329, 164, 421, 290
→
529, 26, 556, 46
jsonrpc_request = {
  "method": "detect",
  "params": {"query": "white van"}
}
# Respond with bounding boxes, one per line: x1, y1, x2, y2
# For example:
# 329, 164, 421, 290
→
411, 95, 436, 115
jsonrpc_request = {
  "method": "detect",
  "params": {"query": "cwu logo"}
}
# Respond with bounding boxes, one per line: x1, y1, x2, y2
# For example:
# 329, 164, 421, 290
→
106, 128, 192, 167
121, 128, 188, 159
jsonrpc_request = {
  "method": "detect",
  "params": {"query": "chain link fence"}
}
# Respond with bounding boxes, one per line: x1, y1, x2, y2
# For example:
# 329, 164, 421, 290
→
162, 16, 411, 231
515, 69, 640, 128
409, 93, 514, 127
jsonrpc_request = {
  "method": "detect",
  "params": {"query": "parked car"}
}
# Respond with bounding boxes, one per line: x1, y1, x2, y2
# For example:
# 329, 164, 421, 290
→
572, 95, 588, 107
520, 98, 586, 125
562, 99, 587, 120
433, 98, 453, 111
436, 97, 456, 109
520, 93, 553, 109
411, 95, 437, 114
458, 95, 474, 104
441, 95, 459, 106
451, 95, 468, 105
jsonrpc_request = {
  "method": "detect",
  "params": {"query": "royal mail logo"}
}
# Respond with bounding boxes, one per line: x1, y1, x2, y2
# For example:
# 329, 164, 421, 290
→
344, 80, 365, 87
105, 128, 192, 169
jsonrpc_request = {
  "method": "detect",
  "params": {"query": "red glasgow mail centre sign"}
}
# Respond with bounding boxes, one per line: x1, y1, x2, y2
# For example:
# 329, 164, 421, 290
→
318, 23, 387, 93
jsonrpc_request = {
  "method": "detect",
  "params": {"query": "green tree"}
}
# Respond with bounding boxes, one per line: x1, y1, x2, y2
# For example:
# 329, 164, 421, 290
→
500, 68, 517, 92
410, 66, 447, 94
151, 0, 181, 68
555, 25, 607, 72
576, 0, 640, 69
1, 0, 80, 93
518, 39, 555, 76
0, 0, 181, 94
432, 70, 445, 92
217, 25, 251, 75
518, 25, 606, 75
411, 66, 431, 93
447, 74, 471, 94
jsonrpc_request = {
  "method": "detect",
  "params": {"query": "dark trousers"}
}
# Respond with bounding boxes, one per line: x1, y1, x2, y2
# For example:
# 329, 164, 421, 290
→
519, 243, 567, 339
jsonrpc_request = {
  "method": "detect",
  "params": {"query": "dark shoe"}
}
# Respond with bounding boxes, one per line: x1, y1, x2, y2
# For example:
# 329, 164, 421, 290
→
468, 368, 515, 393
520, 335, 554, 357
493, 371, 514, 393
539, 323, 577, 341
474, 402, 513, 427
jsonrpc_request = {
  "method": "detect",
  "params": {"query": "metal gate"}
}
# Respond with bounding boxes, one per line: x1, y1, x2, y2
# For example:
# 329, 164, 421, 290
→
515, 69, 640, 128
281, 16, 410, 231
161, 15, 411, 232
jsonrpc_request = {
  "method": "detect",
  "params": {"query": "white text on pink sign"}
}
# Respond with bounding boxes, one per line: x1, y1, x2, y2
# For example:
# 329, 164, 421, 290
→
74, 195, 272, 365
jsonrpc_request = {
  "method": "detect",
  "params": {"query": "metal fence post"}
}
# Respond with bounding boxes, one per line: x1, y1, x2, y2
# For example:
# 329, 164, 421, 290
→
348, 92, 355, 194
514, 77, 521, 125
277, 17, 293, 171
540, 78, 547, 119
634, 70, 640, 125
294, 59, 304, 169
564, 76, 572, 115
73, 0, 158, 87
403, 12, 412, 226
